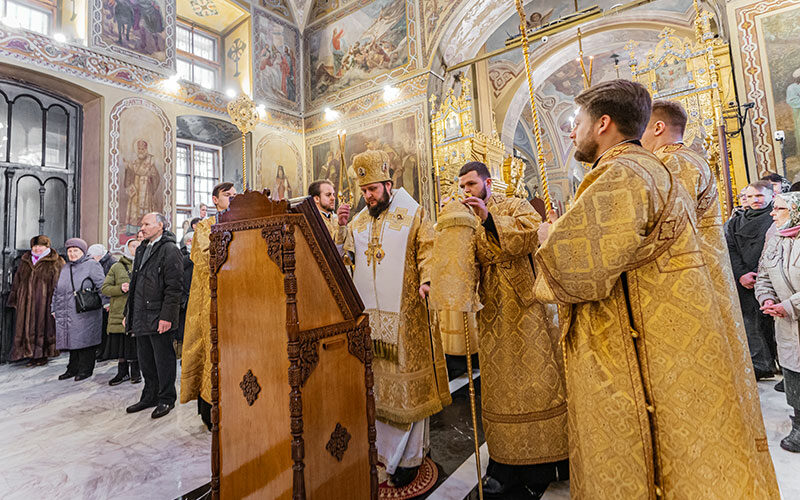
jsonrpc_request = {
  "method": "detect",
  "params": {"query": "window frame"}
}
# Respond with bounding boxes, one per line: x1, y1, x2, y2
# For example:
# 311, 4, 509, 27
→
2, 0, 56, 36
175, 20, 221, 90
175, 138, 223, 218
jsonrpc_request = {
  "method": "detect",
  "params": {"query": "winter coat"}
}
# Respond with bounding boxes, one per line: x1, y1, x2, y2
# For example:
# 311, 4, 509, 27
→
51, 255, 107, 350
756, 235, 800, 372
726, 204, 775, 280
7, 250, 64, 360
99, 252, 116, 275
124, 231, 183, 337
181, 246, 193, 309
101, 255, 133, 335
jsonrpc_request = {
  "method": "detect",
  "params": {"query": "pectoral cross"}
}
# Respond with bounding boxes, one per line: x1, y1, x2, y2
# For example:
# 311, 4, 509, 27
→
365, 239, 385, 265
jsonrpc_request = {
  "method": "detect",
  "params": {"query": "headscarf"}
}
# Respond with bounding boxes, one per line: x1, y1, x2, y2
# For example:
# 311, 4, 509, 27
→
86, 244, 107, 259
777, 192, 800, 237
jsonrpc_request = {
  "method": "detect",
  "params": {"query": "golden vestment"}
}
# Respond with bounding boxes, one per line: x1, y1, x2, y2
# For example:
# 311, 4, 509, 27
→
344, 191, 450, 425
533, 142, 779, 499
655, 143, 778, 492
475, 194, 567, 465
180, 216, 214, 405
319, 208, 345, 244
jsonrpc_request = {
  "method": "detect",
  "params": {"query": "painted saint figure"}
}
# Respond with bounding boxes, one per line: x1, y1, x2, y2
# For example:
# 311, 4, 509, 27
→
124, 139, 160, 230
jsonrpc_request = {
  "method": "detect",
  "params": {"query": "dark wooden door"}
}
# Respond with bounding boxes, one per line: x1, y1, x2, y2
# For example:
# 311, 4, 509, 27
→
0, 79, 81, 362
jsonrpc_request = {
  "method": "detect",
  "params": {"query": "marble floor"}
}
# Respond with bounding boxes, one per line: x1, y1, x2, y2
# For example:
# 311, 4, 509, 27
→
1, 354, 799, 499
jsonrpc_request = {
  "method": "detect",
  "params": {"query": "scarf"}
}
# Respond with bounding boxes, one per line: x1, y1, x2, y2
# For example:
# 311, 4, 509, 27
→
31, 247, 50, 264
742, 203, 773, 221
777, 192, 800, 237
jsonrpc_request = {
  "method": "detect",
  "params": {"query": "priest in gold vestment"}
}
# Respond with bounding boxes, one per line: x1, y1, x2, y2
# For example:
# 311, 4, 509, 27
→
455, 161, 568, 497
642, 100, 779, 491
179, 182, 237, 430
343, 150, 450, 488
308, 179, 345, 243
534, 80, 779, 499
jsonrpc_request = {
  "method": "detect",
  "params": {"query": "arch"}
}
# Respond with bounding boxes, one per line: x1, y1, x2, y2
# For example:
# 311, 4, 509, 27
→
107, 97, 174, 251
254, 133, 304, 196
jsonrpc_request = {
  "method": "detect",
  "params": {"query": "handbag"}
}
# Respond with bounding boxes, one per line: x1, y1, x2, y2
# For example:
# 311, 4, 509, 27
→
70, 264, 102, 313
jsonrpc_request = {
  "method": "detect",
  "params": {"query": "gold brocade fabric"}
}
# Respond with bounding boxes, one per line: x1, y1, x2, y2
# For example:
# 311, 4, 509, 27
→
180, 217, 214, 405
437, 310, 479, 356
344, 209, 451, 424
534, 143, 779, 499
655, 144, 779, 493
475, 194, 568, 465
320, 208, 346, 244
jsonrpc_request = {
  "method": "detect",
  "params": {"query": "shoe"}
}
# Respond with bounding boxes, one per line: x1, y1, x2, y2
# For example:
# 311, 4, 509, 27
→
151, 403, 174, 419
755, 369, 775, 381
775, 380, 785, 393
482, 475, 520, 497
74, 373, 92, 381
109, 361, 129, 386
58, 371, 77, 380
126, 400, 157, 413
780, 416, 800, 453
109, 372, 130, 386
389, 466, 418, 488
129, 361, 141, 384
33, 358, 48, 366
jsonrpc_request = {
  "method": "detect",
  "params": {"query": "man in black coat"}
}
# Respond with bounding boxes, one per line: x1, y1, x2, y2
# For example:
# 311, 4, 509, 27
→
124, 212, 184, 418
726, 180, 777, 379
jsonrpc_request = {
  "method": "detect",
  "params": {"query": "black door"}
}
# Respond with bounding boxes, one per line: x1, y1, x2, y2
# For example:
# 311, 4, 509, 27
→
0, 79, 81, 362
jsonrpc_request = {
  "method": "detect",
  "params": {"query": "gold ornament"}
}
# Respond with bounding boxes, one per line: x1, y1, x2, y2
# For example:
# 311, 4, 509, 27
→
226, 94, 259, 191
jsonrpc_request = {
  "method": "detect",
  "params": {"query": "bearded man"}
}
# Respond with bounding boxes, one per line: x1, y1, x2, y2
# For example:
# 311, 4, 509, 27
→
341, 150, 450, 488
456, 161, 568, 498
308, 179, 344, 243
642, 100, 778, 489
533, 79, 779, 498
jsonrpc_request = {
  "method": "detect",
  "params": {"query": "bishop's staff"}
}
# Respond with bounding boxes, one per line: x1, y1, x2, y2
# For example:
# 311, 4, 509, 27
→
514, 0, 552, 213
227, 94, 259, 192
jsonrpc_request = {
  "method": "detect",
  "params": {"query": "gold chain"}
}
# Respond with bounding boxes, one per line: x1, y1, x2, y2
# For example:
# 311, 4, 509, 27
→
462, 312, 483, 500
515, 0, 552, 213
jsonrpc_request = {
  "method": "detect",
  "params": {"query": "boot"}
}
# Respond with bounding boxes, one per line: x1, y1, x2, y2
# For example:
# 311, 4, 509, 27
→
108, 361, 130, 386
781, 414, 800, 453
389, 466, 419, 488
129, 360, 141, 384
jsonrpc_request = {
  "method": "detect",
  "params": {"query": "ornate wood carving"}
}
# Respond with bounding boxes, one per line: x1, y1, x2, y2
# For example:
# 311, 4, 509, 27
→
282, 222, 306, 499
209, 232, 221, 500
210, 230, 233, 275
239, 370, 261, 406
325, 423, 352, 462
262, 226, 284, 271
216, 189, 289, 223
347, 319, 372, 365
298, 338, 320, 387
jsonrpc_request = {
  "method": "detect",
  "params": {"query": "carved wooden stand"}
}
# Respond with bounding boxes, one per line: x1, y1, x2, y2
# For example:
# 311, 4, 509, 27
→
209, 191, 377, 500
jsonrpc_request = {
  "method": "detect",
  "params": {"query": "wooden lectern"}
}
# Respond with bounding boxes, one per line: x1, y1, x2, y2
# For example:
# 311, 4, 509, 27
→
209, 191, 378, 499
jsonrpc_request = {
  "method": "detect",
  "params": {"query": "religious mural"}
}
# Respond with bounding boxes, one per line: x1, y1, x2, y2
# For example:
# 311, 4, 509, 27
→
310, 114, 420, 208
90, 0, 175, 71
255, 135, 303, 199
252, 7, 300, 111
306, 0, 408, 103
761, 6, 800, 179
108, 98, 172, 251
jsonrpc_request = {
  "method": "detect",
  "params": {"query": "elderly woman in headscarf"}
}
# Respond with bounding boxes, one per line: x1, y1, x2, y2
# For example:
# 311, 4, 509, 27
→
51, 238, 107, 381
756, 191, 800, 453
101, 238, 142, 385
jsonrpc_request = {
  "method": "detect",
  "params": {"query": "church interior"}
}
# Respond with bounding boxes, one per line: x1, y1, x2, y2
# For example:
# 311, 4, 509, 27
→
2, 0, 800, 498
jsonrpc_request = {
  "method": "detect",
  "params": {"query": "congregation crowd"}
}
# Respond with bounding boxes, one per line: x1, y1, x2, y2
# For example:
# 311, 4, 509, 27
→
8, 206, 206, 419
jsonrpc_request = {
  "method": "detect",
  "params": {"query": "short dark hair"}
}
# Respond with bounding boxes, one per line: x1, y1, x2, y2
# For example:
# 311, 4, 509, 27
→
748, 180, 773, 193
651, 100, 688, 134
575, 79, 652, 139
212, 182, 234, 199
458, 161, 491, 180
761, 173, 786, 183
308, 179, 334, 198
190, 217, 201, 228
790, 182, 800, 192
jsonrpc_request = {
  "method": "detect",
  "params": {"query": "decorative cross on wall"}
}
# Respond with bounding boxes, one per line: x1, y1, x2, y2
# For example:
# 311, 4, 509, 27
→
228, 38, 246, 78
